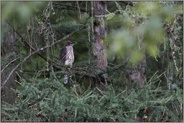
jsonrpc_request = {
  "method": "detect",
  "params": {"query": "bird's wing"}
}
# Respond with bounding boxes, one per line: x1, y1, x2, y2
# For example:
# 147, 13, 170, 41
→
60, 46, 66, 64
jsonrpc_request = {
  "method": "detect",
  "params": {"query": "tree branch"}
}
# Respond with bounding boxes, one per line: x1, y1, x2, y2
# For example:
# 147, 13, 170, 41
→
6, 22, 62, 73
1, 25, 87, 90
7, 22, 48, 62
1, 57, 19, 73
53, 2, 89, 13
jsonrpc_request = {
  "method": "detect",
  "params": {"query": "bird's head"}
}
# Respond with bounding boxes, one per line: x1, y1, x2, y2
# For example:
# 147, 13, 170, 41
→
66, 40, 74, 46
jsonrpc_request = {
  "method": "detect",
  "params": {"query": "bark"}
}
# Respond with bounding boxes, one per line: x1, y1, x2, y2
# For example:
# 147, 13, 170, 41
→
1, 23, 18, 104
90, 1, 108, 91
92, 1, 108, 79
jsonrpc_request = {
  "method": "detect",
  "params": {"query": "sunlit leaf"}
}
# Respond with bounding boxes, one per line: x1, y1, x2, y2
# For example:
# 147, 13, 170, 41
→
130, 50, 143, 65
105, 13, 116, 20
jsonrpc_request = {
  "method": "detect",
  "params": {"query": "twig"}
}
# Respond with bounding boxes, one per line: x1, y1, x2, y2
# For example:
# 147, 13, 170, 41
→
98, 60, 129, 76
76, 1, 81, 19
1, 57, 19, 73
53, 2, 89, 13
7, 22, 48, 61
28, 98, 42, 107
7, 22, 62, 71
1, 25, 87, 90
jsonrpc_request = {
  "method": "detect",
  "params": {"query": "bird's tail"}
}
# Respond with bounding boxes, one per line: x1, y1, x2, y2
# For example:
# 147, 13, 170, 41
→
63, 74, 68, 84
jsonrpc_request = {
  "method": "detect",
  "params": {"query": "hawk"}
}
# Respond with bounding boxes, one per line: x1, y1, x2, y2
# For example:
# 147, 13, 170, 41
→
60, 40, 74, 84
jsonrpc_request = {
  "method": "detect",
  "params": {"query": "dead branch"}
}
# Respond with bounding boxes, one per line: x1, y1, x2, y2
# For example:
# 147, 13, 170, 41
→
53, 2, 89, 13
7, 22, 62, 72
1, 24, 87, 90
1, 57, 20, 73
7, 22, 48, 62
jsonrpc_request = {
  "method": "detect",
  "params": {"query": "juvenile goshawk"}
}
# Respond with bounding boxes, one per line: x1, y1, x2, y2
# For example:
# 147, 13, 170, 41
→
60, 41, 74, 84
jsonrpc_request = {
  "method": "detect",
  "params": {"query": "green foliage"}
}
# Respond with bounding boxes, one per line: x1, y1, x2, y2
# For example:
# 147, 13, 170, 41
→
105, 2, 181, 64
2, 2, 45, 24
1, 1, 183, 122
1, 73, 182, 122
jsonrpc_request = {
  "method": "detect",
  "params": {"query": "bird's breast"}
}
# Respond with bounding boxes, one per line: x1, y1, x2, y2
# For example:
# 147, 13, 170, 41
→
65, 46, 74, 66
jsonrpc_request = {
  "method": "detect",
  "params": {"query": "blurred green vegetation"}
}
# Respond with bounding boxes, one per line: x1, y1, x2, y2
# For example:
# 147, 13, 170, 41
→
2, 2, 45, 23
105, 2, 182, 64
1, 1, 183, 122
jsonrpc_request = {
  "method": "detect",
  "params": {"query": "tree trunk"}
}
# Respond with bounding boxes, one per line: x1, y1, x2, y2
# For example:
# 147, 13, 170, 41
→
92, 1, 108, 79
91, 1, 108, 91
1, 23, 18, 104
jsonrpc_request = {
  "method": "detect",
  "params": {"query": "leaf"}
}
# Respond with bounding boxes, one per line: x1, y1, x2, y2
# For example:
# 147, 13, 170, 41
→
105, 13, 115, 20
115, 2, 123, 13
130, 50, 143, 65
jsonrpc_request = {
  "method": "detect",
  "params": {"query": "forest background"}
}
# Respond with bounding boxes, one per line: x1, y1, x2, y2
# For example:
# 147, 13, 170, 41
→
1, 1, 183, 122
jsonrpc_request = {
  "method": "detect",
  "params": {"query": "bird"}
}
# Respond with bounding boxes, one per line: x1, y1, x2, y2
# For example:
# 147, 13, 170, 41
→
60, 40, 74, 84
